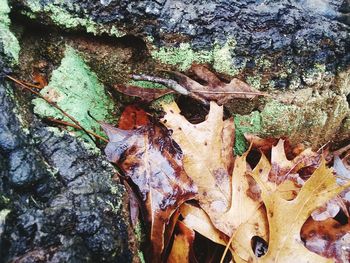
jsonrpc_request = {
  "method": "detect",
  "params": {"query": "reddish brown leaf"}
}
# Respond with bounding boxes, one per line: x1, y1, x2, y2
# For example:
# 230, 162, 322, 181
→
301, 217, 350, 262
168, 221, 196, 263
172, 64, 266, 105
118, 105, 150, 130
102, 123, 197, 262
123, 180, 140, 227
114, 84, 173, 102
32, 72, 47, 89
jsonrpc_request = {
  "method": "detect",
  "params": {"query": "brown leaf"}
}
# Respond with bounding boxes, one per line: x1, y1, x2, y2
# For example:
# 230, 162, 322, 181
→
167, 221, 196, 263
114, 84, 173, 102
172, 64, 266, 105
118, 105, 150, 130
123, 180, 140, 227
301, 217, 350, 262
102, 123, 197, 262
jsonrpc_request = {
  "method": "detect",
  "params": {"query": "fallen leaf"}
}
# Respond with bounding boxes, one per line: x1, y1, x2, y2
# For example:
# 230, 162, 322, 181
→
118, 105, 150, 130
172, 64, 266, 104
161, 101, 234, 235
334, 156, 350, 185
270, 139, 320, 185
244, 134, 305, 158
179, 203, 229, 246
162, 101, 268, 258
114, 84, 173, 102
301, 217, 350, 262
102, 123, 197, 262
123, 180, 140, 227
168, 221, 196, 263
250, 159, 350, 263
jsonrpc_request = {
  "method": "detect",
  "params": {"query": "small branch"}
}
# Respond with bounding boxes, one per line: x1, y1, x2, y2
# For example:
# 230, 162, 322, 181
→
131, 74, 209, 105
333, 143, 350, 157
45, 117, 109, 143
6, 75, 96, 142
193, 90, 269, 97
21, 80, 43, 89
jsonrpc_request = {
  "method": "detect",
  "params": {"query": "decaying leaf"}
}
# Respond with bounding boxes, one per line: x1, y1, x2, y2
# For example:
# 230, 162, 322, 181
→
269, 139, 320, 185
102, 123, 197, 262
172, 64, 266, 104
249, 159, 350, 263
114, 84, 173, 102
303, 218, 350, 260
168, 221, 196, 263
245, 134, 305, 158
161, 101, 235, 235
301, 217, 350, 262
118, 105, 150, 130
334, 156, 350, 185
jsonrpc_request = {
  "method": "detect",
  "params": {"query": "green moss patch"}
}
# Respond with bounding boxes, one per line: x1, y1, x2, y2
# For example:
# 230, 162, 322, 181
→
32, 46, 117, 142
234, 111, 262, 155
0, 0, 20, 65
151, 39, 241, 76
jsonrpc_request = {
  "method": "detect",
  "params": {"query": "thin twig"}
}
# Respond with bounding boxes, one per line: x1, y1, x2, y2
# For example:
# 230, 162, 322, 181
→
6, 75, 96, 142
131, 74, 209, 105
21, 80, 43, 89
45, 117, 108, 143
193, 90, 269, 96
334, 143, 350, 157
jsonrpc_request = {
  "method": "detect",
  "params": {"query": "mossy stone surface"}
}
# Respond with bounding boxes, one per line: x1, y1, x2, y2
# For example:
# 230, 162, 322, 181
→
32, 46, 117, 142
22, 0, 125, 37
150, 39, 240, 76
0, 0, 20, 65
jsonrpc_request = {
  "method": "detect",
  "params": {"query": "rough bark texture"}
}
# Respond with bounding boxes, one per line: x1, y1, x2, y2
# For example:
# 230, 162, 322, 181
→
0, 76, 140, 262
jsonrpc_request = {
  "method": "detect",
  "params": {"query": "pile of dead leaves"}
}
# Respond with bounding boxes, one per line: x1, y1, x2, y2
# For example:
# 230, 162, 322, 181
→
103, 101, 350, 263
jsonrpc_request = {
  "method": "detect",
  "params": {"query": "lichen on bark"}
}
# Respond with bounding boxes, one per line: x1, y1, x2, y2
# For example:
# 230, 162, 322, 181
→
32, 46, 118, 142
0, 0, 20, 65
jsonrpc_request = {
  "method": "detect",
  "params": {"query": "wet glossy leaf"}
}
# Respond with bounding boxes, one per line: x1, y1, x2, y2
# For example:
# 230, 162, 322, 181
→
102, 123, 197, 262
301, 217, 350, 262
118, 105, 150, 130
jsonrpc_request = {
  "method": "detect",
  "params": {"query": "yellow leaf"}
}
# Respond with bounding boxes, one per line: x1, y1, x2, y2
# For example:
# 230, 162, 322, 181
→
250, 159, 350, 263
162, 101, 268, 261
179, 203, 229, 246
162, 101, 233, 234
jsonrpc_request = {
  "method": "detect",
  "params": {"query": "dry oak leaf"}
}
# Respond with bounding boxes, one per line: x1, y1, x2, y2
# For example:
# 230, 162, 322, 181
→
161, 101, 235, 235
171, 64, 266, 105
249, 159, 350, 263
179, 203, 229, 246
253, 140, 320, 201
168, 221, 196, 263
162, 101, 267, 247
102, 123, 197, 262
